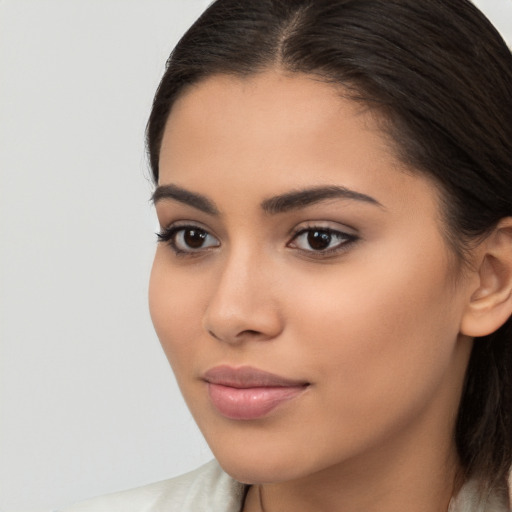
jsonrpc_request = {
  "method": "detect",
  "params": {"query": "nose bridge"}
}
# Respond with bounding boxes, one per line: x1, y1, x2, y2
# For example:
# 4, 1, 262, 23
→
203, 241, 282, 343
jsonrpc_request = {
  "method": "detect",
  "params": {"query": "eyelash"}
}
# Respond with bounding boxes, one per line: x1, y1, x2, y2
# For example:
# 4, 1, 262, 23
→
156, 224, 219, 256
287, 225, 358, 257
156, 223, 359, 258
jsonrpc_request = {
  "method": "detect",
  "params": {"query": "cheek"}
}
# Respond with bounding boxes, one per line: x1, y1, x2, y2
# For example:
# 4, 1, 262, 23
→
148, 250, 206, 371
286, 246, 461, 424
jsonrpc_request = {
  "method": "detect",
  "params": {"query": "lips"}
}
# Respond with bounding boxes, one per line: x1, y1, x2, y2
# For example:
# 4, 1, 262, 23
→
203, 365, 309, 420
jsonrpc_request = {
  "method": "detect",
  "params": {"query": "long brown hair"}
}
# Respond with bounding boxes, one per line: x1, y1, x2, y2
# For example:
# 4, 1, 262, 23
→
147, 0, 512, 491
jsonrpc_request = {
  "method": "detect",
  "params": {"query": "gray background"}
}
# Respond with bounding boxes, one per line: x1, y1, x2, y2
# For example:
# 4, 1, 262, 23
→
1, 1, 511, 511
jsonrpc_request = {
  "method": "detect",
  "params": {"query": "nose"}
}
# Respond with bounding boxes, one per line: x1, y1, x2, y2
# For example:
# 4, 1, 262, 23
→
202, 249, 283, 344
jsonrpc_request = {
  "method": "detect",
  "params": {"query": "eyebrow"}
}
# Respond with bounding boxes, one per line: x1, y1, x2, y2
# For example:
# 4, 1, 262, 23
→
151, 184, 382, 215
151, 184, 219, 215
261, 185, 383, 214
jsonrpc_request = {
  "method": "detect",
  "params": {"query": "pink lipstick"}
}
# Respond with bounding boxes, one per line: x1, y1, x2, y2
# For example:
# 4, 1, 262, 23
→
203, 366, 309, 420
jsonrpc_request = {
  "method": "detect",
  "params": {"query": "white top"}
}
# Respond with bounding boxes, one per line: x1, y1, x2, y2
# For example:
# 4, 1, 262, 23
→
59, 461, 246, 512
59, 460, 510, 512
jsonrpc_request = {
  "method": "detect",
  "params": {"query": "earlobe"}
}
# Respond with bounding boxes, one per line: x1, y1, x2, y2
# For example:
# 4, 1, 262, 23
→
460, 218, 512, 338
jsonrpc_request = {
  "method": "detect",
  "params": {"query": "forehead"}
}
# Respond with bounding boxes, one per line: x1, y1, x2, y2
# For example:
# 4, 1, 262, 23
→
165, 71, 381, 136
158, 71, 441, 221
161, 72, 394, 177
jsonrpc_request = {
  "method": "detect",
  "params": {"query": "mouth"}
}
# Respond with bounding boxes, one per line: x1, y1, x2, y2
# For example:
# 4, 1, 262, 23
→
202, 365, 310, 420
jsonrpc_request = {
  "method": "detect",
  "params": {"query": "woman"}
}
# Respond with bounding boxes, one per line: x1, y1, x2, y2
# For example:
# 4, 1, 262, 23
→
63, 0, 512, 510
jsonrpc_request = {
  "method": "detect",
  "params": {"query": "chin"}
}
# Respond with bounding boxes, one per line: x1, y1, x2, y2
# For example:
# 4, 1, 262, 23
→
206, 433, 323, 485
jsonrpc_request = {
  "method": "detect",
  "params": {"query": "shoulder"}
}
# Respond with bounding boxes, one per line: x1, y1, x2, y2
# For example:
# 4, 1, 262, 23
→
449, 478, 511, 512
59, 460, 246, 512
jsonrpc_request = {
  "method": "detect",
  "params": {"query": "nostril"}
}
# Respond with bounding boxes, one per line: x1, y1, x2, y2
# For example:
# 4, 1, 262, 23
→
208, 330, 221, 341
207, 328, 264, 342
240, 329, 261, 337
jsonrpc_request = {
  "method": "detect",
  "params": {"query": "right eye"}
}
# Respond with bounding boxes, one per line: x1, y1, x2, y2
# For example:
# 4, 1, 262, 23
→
157, 225, 220, 255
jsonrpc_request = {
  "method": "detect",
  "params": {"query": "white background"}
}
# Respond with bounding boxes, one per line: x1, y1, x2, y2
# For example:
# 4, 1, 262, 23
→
1, 1, 511, 511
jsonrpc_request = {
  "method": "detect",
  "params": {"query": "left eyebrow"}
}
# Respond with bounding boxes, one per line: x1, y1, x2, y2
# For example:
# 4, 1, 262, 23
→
151, 184, 219, 215
261, 185, 383, 214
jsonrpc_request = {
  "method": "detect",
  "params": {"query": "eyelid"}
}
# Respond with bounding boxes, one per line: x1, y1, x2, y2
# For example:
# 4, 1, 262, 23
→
288, 220, 358, 238
156, 221, 220, 256
287, 221, 359, 257
157, 219, 216, 238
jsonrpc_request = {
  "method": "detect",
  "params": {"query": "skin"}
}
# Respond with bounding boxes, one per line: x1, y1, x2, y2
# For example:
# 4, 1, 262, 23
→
149, 71, 477, 512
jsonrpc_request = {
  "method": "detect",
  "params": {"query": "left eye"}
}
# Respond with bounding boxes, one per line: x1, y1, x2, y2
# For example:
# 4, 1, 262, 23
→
289, 228, 355, 253
174, 228, 219, 251
157, 225, 220, 254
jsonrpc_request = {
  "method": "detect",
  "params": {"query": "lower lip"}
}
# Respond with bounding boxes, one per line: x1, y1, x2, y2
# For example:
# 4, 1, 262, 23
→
207, 383, 307, 420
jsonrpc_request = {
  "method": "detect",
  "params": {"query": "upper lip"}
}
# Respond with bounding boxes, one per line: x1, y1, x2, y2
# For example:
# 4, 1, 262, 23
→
203, 365, 309, 388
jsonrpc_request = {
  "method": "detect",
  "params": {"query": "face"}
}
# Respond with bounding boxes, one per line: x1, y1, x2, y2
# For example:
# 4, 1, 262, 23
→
149, 72, 474, 485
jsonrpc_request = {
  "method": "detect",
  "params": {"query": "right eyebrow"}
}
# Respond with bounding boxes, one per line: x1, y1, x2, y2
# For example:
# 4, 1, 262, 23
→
151, 184, 220, 216
261, 185, 383, 214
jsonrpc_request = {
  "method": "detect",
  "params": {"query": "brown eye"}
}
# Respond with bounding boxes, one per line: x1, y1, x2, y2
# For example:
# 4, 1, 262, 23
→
157, 225, 220, 254
183, 228, 208, 249
289, 227, 357, 255
307, 230, 333, 251
174, 227, 219, 252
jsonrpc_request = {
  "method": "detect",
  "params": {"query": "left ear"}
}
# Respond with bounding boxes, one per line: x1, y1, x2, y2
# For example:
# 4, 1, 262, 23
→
460, 217, 512, 337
